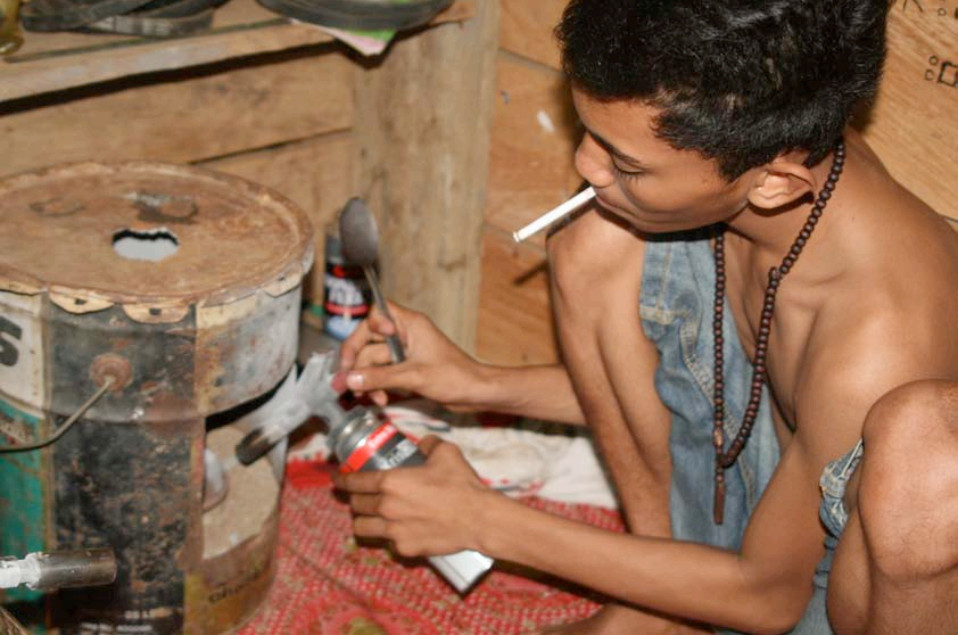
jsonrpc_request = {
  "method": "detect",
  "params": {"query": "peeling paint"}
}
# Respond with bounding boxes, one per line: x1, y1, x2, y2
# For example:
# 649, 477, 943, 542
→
536, 109, 556, 134
0, 162, 311, 633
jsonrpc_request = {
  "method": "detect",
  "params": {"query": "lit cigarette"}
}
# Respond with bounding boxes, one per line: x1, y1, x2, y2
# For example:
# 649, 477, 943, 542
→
512, 187, 597, 243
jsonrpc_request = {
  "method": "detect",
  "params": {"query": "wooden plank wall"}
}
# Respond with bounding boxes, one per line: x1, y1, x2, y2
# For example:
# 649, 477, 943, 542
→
354, 0, 500, 353
0, 47, 357, 305
477, 2, 958, 366
1, 4, 949, 365
477, 0, 577, 366
856, 3, 958, 224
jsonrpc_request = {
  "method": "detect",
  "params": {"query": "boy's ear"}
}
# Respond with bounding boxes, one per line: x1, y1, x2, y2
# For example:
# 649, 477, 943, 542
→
747, 157, 816, 210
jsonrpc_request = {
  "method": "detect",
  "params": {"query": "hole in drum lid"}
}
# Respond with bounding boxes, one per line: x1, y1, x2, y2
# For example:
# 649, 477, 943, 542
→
112, 227, 179, 262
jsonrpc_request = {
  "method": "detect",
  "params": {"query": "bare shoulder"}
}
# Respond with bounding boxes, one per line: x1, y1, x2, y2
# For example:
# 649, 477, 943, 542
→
793, 309, 950, 463
547, 207, 648, 293
791, 139, 958, 455
795, 237, 956, 458
833, 133, 957, 351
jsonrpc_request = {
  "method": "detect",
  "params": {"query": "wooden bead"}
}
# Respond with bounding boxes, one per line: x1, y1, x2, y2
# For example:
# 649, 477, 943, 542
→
711, 140, 845, 524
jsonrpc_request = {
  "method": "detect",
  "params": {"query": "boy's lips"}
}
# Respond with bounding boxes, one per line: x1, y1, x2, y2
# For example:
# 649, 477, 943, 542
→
594, 193, 616, 211
594, 193, 631, 218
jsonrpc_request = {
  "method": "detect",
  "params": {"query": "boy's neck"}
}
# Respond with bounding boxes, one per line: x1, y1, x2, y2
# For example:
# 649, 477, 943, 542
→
726, 143, 851, 273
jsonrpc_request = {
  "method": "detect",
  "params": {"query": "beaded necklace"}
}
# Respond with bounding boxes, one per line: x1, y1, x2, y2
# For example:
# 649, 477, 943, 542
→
712, 140, 846, 525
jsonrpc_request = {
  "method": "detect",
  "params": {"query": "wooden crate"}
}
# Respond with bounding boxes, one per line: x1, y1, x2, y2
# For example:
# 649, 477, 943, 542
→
857, 3, 958, 221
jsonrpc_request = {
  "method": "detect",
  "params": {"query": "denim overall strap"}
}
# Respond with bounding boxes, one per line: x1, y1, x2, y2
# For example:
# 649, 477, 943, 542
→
639, 232, 833, 634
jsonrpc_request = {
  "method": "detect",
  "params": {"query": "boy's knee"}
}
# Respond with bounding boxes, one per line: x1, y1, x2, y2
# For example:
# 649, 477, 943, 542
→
858, 380, 958, 580
861, 380, 956, 451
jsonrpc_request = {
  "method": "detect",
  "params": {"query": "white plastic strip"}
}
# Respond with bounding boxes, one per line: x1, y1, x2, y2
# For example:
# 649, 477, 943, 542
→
512, 187, 596, 242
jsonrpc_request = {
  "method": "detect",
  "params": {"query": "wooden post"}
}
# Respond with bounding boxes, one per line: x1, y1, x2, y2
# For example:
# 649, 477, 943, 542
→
354, 0, 500, 354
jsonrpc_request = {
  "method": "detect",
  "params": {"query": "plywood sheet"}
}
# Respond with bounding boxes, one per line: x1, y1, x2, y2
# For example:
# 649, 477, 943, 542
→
499, 0, 566, 70
201, 133, 357, 304
485, 56, 582, 247
0, 53, 353, 177
476, 227, 557, 366
858, 3, 958, 220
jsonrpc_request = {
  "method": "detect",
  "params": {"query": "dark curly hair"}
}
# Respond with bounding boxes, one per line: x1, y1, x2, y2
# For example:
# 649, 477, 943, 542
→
556, 0, 889, 179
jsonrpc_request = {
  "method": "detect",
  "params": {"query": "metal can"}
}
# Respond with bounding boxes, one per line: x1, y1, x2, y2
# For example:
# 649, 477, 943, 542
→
329, 408, 424, 472
327, 408, 494, 593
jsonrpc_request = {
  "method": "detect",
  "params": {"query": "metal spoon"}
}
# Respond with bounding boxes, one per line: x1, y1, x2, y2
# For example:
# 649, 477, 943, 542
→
339, 197, 405, 363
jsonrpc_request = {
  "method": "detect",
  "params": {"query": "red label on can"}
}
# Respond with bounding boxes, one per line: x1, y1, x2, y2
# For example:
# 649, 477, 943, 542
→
340, 422, 400, 473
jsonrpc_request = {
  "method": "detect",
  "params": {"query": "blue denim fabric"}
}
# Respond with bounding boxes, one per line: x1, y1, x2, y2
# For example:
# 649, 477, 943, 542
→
639, 232, 833, 634
820, 439, 864, 537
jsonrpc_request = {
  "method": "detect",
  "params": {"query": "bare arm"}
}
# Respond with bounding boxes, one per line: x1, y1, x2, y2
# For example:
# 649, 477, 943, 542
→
547, 210, 673, 533
549, 210, 701, 631
338, 301, 586, 424
470, 362, 585, 423
336, 305, 932, 633
476, 312, 937, 631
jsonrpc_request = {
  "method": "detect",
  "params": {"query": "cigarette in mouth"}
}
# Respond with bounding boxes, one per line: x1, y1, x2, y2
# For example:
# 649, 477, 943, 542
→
512, 187, 597, 243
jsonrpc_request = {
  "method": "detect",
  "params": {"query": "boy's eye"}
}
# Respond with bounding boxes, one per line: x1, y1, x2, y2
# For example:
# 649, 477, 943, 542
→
613, 162, 643, 178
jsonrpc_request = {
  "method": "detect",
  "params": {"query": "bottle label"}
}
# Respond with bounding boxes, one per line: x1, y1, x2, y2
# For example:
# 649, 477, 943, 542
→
323, 262, 370, 341
341, 422, 422, 473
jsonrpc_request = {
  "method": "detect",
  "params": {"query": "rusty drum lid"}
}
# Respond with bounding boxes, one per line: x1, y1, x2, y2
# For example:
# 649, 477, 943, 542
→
0, 162, 314, 318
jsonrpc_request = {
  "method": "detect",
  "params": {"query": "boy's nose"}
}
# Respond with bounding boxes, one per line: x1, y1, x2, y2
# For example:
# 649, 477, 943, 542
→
574, 133, 615, 190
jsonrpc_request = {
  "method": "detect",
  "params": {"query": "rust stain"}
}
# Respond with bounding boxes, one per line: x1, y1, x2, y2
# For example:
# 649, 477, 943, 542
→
131, 192, 199, 225
0, 160, 306, 633
0, 161, 314, 316
89, 353, 133, 392
184, 511, 279, 632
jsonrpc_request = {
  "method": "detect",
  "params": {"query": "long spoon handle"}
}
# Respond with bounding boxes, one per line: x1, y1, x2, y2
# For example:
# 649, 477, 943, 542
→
362, 265, 405, 363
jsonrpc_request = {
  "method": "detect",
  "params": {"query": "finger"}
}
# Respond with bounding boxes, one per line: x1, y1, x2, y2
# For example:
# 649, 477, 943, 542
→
349, 493, 384, 516
355, 342, 396, 369
417, 435, 444, 456
371, 390, 389, 407
353, 515, 389, 539
374, 301, 413, 347
368, 305, 399, 337
382, 299, 409, 322
339, 318, 375, 369
344, 363, 418, 394
332, 470, 385, 494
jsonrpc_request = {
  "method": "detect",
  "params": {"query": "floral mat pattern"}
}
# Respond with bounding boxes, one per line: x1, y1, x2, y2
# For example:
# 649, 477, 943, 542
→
239, 460, 624, 634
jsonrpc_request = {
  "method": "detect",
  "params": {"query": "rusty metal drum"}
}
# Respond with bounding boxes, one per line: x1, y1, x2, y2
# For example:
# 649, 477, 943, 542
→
0, 162, 314, 633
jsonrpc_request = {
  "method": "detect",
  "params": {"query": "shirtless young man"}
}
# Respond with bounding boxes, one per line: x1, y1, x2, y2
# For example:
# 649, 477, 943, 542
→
332, 1, 958, 632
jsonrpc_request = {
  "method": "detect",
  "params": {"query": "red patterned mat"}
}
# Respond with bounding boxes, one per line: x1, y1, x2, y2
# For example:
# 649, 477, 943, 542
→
239, 460, 624, 634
